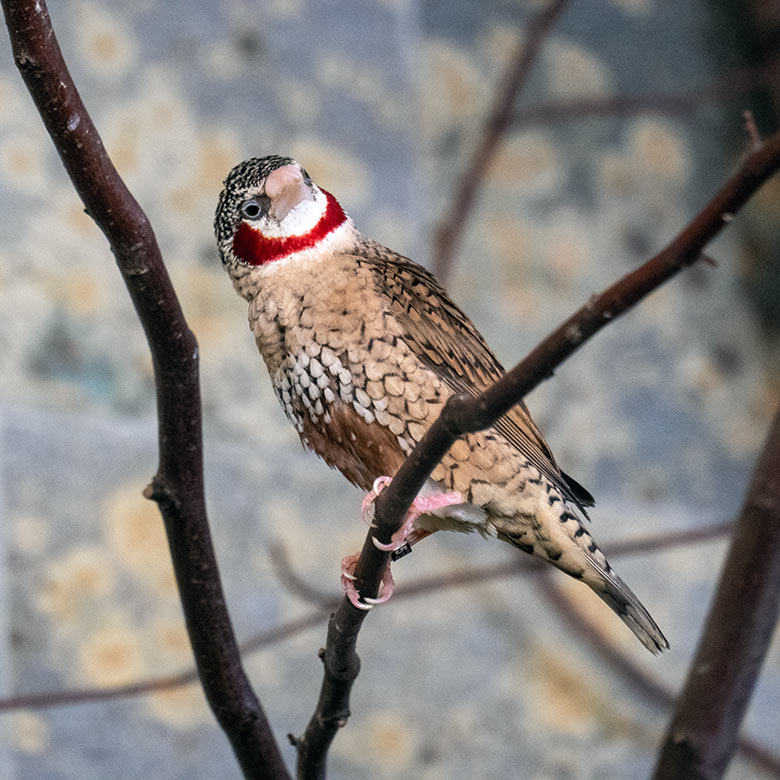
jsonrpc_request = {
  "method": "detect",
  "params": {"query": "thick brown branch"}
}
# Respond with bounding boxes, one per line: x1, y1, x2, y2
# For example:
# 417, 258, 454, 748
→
301, 128, 780, 776
431, 0, 570, 281
653, 408, 780, 780
1, 1, 289, 778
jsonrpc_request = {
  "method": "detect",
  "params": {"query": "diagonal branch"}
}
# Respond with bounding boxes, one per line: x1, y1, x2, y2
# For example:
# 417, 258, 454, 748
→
653, 407, 780, 780
430, 0, 570, 281
297, 128, 780, 778
1, 1, 290, 778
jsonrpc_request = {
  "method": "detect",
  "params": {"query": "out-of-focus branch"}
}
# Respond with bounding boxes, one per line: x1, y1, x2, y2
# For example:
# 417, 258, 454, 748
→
0, 610, 327, 712
297, 129, 780, 779
541, 576, 780, 778
435, 54, 779, 286
271, 521, 734, 607
1, 2, 289, 778
2, 522, 778, 776
653, 408, 780, 780
513, 58, 780, 128
0, 518, 732, 714
0, 520, 732, 713
430, 0, 570, 281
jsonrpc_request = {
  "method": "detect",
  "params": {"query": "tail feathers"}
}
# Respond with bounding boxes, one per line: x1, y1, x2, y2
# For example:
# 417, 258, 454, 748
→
585, 558, 669, 655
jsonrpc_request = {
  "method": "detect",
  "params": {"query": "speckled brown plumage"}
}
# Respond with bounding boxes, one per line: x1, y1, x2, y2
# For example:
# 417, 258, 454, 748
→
214, 155, 669, 653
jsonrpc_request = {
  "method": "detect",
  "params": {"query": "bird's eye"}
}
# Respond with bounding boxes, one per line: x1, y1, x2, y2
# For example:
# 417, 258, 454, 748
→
240, 198, 266, 220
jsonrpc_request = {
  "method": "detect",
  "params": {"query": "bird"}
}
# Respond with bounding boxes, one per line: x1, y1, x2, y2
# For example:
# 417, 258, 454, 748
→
214, 155, 669, 654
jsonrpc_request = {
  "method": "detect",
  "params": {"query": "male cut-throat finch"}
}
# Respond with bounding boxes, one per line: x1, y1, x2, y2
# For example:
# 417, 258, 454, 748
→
214, 155, 669, 654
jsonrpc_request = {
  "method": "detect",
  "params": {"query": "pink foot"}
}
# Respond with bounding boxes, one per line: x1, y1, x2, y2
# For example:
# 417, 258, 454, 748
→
364, 476, 462, 552
341, 477, 462, 608
340, 551, 395, 610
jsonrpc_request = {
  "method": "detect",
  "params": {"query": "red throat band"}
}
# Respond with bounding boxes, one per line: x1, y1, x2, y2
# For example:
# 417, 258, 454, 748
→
232, 190, 347, 266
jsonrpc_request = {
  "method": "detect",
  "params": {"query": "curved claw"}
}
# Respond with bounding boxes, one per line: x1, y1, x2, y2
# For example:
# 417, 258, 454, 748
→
364, 568, 395, 605
361, 475, 394, 523
363, 593, 391, 606
349, 597, 374, 611
372, 535, 399, 552
341, 552, 377, 610
342, 573, 373, 610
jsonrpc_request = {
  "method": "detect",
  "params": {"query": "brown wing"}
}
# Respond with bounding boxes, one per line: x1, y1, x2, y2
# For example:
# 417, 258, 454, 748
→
352, 243, 594, 510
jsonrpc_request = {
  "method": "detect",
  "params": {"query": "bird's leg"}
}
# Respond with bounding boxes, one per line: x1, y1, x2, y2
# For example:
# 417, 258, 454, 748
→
367, 477, 462, 553
340, 477, 462, 609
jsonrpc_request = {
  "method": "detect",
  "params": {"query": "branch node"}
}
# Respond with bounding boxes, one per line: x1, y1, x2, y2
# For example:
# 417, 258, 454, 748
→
142, 476, 181, 512
442, 391, 477, 432
564, 322, 584, 344
14, 51, 39, 71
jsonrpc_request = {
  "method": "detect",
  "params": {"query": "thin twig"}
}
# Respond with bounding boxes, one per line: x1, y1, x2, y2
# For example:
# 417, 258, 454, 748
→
299, 128, 780, 778
0, 521, 732, 713
654, 408, 780, 780
269, 543, 337, 607
3, 520, 778, 775
513, 58, 780, 128
430, 0, 570, 282
0, 611, 327, 713
0, 2, 289, 778
272, 520, 735, 606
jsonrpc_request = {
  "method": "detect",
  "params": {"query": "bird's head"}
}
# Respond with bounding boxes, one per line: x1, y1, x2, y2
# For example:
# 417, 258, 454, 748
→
214, 156, 350, 290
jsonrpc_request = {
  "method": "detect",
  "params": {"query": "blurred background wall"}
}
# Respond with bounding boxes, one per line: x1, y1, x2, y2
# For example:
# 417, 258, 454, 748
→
0, 1, 778, 777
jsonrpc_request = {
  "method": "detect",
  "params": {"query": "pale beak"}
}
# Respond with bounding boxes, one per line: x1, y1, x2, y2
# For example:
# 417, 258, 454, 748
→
264, 164, 314, 222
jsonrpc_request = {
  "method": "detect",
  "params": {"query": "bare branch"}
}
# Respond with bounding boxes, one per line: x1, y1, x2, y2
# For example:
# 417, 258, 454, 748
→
4, 516, 778, 775
300, 128, 780, 776
269, 542, 340, 608
0, 520, 732, 712
0, 1, 289, 777
430, 0, 570, 281
513, 58, 780, 128
0, 521, 734, 712
0, 611, 328, 712
653, 408, 780, 780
